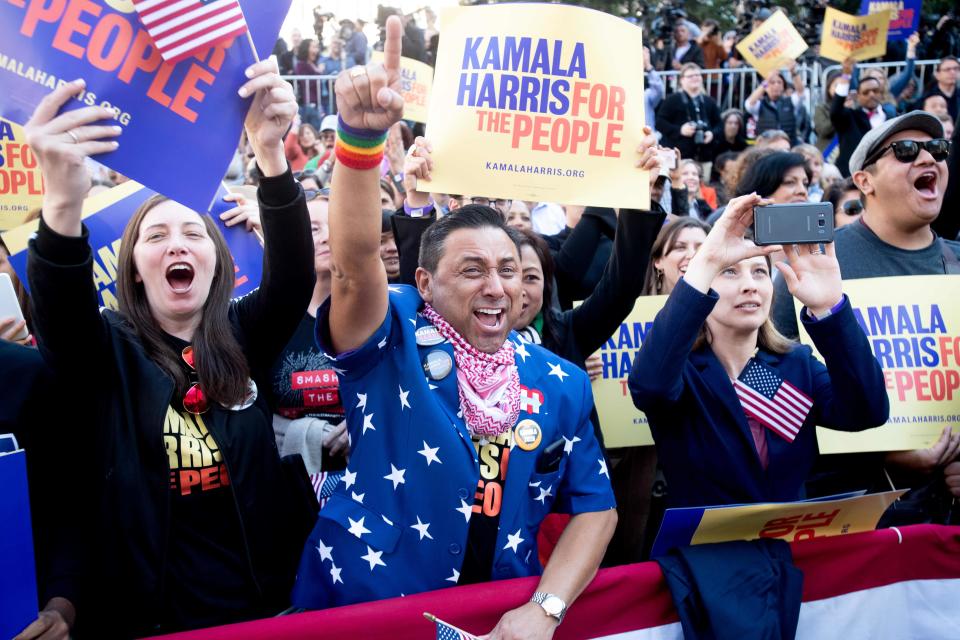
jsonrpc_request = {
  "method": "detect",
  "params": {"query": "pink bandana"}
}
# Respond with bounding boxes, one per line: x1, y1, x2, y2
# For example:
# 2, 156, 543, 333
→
421, 304, 520, 437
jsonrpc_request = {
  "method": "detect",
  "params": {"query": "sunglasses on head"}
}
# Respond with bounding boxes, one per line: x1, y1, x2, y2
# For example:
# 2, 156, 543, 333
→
181, 346, 208, 415
862, 138, 951, 168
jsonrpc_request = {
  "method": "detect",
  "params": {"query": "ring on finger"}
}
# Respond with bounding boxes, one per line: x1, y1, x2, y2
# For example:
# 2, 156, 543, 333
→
66, 130, 80, 144
350, 66, 367, 78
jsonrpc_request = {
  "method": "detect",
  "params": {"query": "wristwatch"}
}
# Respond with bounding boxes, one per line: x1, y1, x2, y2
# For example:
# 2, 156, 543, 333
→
531, 592, 567, 624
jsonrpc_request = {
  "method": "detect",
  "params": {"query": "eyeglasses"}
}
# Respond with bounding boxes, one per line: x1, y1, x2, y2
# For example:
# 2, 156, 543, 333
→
304, 187, 331, 201
841, 200, 864, 216
862, 138, 951, 168
181, 346, 209, 415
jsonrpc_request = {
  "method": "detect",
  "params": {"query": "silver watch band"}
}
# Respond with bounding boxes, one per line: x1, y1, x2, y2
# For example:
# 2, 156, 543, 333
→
531, 591, 567, 623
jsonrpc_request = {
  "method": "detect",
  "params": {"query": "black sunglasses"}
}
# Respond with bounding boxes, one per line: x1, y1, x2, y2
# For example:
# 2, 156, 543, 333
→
841, 200, 863, 216
862, 138, 951, 168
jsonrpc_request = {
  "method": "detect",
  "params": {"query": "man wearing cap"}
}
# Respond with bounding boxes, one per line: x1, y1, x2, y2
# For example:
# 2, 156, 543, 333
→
292, 21, 619, 636
303, 115, 339, 184
772, 111, 960, 508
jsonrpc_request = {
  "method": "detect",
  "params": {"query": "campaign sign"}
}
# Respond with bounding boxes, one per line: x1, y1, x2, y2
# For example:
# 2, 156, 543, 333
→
860, 0, 921, 42
371, 52, 433, 124
651, 490, 905, 558
735, 10, 809, 79
0, 0, 290, 212
424, 4, 649, 210
0, 117, 44, 230
590, 294, 668, 448
796, 276, 960, 454
820, 7, 891, 63
0, 180, 263, 309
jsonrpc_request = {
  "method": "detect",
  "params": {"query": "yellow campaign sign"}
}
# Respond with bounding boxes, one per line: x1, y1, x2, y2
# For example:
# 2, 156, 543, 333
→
0, 117, 44, 231
795, 275, 960, 454
371, 52, 434, 124
591, 295, 667, 448
735, 11, 809, 79
689, 490, 905, 546
820, 7, 891, 63
423, 4, 649, 210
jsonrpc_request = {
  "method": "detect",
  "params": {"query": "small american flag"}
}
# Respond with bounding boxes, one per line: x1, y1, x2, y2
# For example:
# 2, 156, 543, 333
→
734, 359, 813, 442
427, 615, 480, 640
132, 0, 249, 64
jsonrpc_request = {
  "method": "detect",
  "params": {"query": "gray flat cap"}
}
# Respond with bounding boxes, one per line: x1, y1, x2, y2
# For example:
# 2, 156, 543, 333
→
848, 110, 945, 173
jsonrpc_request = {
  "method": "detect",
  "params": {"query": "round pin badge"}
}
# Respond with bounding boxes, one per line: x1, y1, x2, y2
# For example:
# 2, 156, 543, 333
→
415, 325, 445, 347
514, 419, 542, 451
423, 349, 453, 380
225, 379, 258, 411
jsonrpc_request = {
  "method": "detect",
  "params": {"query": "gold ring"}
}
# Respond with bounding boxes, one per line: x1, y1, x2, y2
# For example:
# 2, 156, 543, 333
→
350, 67, 367, 78
66, 130, 80, 144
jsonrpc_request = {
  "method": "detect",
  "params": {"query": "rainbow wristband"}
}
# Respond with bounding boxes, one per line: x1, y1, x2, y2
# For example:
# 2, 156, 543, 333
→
335, 116, 387, 171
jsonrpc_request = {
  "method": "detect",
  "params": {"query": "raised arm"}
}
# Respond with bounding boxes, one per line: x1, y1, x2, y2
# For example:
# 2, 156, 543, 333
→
327, 16, 405, 354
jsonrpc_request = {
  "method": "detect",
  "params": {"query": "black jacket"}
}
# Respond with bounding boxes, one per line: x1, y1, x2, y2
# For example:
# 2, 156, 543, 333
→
830, 93, 873, 176
656, 91, 722, 162
27, 172, 317, 638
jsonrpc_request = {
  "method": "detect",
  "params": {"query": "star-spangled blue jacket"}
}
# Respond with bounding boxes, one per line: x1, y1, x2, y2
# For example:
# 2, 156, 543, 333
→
291, 286, 616, 609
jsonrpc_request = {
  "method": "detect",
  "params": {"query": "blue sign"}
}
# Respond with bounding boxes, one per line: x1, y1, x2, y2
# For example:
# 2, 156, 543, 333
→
859, 0, 922, 42
3, 181, 264, 308
0, 0, 290, 211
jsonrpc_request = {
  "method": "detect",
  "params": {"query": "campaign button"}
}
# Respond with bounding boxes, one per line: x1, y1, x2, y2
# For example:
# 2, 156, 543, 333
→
514, 419, 542, 451
415, 325, 445, 346
423, 349, 453, 380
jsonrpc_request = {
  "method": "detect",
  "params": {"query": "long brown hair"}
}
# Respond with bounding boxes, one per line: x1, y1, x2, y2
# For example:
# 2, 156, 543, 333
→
116, 195, 250, 407
642, 217, 712, 295
691, 254, 795, 355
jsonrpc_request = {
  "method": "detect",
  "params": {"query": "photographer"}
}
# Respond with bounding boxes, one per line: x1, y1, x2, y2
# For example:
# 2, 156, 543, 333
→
656, 63, 722, 164
660, 21, 704, 71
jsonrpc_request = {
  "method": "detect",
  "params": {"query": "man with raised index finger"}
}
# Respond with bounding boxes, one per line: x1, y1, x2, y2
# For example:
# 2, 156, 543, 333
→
290, 16, 617, 639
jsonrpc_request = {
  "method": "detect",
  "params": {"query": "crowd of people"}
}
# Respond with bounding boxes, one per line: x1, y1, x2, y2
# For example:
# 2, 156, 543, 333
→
2, 6, 960, 640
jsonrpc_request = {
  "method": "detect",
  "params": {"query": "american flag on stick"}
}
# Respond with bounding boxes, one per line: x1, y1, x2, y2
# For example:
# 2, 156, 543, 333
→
423, 613, 480, 640
734, 359, 813, 443
132, 0, 249, 64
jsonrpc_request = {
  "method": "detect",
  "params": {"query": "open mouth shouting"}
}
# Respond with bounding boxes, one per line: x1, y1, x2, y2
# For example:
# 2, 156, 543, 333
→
165, 262, 195, 293
913, 171, 939, 200
474, 307, 507, 332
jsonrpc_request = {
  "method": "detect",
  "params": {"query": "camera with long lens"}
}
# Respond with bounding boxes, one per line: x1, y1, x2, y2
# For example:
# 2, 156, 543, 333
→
734, 0, 772, 39
650, 0, 687, 42
693, 120, 709, 146
793, 0, 828, 50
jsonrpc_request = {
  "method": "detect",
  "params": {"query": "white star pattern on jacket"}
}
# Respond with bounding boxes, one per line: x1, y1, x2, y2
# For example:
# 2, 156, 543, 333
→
514, 340, 530, 362
361, 545, 386, 570
411, 516, 433, 540
418, 441, 441, 465
563, 435, 581, 454
548, 363, 568, 381
535, 485, 553, 504
347, 516, 370, 538
456, 498, 473, 522
330, 563, 342, 584
504, 529, 525, 553
341, 469, 357, 489
446, 568, 460, 583
399, 385, 411, 410
356, 393, 367, 410
598, 458, 609, 477
384, 464, 406, 489
362, 413, 376, 434
351, 491, 365, 503
315, 539, 333, 562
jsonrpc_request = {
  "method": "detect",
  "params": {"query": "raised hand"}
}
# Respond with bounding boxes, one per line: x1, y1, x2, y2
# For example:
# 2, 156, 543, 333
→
24, 79, 121, 234
683, 193, 782, 293
334, 15, 404, 131
775, 242, 843, 317
403, 136, 434, 207
239, 56, 297, 177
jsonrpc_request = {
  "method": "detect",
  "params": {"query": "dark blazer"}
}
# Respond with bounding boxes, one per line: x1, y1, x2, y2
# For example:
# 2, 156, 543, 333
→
656, 91, 722, 162
628, 280, 889, 508
829, 93, 873, 176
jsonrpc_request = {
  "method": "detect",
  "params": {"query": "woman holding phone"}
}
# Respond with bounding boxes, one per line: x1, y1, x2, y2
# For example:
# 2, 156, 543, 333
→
22, 59, 316, 637
628, 194, 888, 508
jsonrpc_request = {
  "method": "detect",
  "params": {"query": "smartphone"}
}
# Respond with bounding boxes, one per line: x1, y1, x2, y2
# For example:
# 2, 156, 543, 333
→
753, 202, 834, 246
657, 148, 678, 171
0, 273, 28, 342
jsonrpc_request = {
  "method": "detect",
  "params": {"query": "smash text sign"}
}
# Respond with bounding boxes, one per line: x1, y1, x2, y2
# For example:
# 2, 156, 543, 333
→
0, 117, 43, 229
735, 11, 809, 79
797, 276, 960, 453
820, 7, 891, 62
424, 4, 648, 209
859, 0, 921, 42
0, 181, 263, 310
0, 0, 289, 212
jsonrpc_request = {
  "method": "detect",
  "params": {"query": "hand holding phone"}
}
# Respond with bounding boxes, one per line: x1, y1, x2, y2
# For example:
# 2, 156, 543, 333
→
0, 273, 29, 343
753, 202, 834, 246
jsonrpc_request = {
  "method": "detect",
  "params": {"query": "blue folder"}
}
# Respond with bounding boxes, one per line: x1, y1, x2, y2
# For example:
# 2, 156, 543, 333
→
0, 434, 38, 639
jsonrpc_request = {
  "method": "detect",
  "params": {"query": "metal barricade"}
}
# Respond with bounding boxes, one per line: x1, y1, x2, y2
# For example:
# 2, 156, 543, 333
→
819, 59, 943, 98
282, 74, 339, 120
